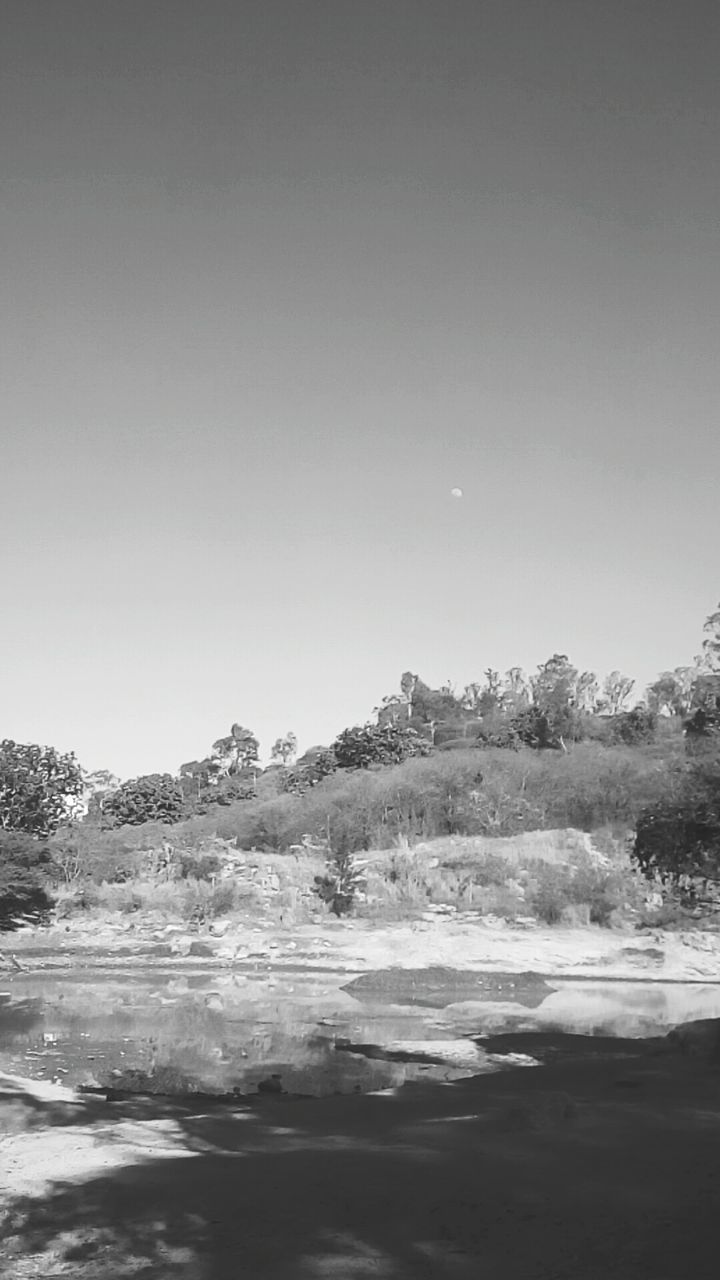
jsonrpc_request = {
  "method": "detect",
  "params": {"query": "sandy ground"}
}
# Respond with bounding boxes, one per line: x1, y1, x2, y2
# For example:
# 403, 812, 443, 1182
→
6, 912, 720, 981
2, 1028, 720, 1279
2, 915, 720, 1276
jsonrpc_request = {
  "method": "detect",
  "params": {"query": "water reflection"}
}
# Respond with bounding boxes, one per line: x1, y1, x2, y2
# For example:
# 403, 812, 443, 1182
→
1, 967, 720, 1097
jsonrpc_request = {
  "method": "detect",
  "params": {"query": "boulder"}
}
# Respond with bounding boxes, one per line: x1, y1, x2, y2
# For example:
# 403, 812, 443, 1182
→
188, 941, 217, 958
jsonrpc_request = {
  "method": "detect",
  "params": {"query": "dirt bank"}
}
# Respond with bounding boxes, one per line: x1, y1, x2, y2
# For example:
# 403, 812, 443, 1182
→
5, 913, 720, 982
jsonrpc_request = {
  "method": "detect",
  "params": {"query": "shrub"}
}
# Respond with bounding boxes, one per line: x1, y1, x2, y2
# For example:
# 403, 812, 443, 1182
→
102, 774, 186, 828
313, 851, 367, 916
332, 722, 431, 769
176, 851, 221, 881
632, 793, 720, 906
609, 708, 657, 746
523, 856, 641, 927
0, 863, 54, 930
0, 831, 55, 930
525, 865, 571, 924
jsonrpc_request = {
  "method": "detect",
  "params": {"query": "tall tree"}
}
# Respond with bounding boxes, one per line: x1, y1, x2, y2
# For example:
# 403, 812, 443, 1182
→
271, 732, 298, 766
646, 669, 695, 717
601, 671, 635, 715
531, 655, 583, 744
210, 724, 260, 776
700, 602, 720, 672
503, 667, 531, 712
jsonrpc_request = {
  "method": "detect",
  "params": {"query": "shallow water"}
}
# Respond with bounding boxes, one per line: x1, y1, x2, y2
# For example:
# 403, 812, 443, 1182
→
1, 965, 719, 1097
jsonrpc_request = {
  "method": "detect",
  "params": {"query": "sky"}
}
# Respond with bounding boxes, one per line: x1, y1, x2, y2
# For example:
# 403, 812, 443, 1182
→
1, 0, 719, 779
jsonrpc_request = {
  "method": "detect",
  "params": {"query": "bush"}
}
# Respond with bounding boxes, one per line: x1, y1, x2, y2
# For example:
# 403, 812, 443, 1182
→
102, 774, 186, 828
632, 792, 720, 905
84, 876, 244, 920
0, 831, 55, 930
523, 856, 641, 927
176, 851, 221, 881
332, 722, 431, 770
609, 708, 657, 746
0, 864, 53, 930
313, 850, 367, 916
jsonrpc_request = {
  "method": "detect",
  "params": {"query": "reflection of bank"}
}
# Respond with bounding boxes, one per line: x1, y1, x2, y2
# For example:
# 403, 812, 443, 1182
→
438, 980, 720, 1041
534, 981, 720, 1037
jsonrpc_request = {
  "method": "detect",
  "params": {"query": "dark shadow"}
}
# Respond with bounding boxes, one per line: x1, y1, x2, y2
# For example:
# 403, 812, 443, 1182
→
0, 998, 44, 1044
3, 1041, 720, 1278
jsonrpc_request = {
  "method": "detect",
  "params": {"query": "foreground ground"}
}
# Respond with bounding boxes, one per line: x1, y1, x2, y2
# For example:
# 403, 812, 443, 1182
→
2, 1023, 720, 1279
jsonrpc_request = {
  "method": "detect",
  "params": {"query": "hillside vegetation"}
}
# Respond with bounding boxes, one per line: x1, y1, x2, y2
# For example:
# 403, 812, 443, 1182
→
2, 600, 720, 931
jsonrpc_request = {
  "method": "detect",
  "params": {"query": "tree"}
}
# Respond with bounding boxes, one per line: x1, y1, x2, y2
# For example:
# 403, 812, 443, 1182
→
700, 602, 720, 672
508, 705, 554, 750
210, 724, 259, 777
408, 678, 463, 724
646, 669, 695, 717
503, 668, 531, 712
0, 740, 84, 837
601, 671, 635, 715
271, 732, 298, 766
632, 770, 720, 907
332, 723, 431, 770
574, 670, 600, 713
79, 769, 121, 824
477, 670, 504, 717
101, 774, 186, 828
609, 706, 657, 745
282, 747, 337, 795
530, 655, 583, 744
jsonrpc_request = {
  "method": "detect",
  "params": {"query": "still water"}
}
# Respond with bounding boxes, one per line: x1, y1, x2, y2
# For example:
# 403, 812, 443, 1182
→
2, 965, 720, 1097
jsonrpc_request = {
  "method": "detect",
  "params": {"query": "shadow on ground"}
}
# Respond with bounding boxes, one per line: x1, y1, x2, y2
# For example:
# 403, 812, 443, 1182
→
2, 1037, 720, 1279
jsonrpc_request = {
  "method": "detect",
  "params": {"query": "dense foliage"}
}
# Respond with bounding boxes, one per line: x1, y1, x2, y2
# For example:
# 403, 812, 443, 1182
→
0, 740, 84, 836
332, 722, 431, 769
101, 773, 186, 828
632, 754, 720, 904
0, 830, 54, 930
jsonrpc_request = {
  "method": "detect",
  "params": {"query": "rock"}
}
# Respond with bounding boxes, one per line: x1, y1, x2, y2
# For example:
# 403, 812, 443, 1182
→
681, 932, 720, 952
210, 920, 230, 936
188, 941, 216, 958
619, 946, 665, 968
343, 967, 554, 1010
205, 993, 224, 1012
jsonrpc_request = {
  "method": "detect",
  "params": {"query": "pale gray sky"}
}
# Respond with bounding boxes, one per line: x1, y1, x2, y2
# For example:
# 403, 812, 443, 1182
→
1, 0, 718, 777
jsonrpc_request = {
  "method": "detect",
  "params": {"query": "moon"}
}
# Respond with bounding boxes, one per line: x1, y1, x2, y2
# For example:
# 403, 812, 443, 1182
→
450, 487, 463, 499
